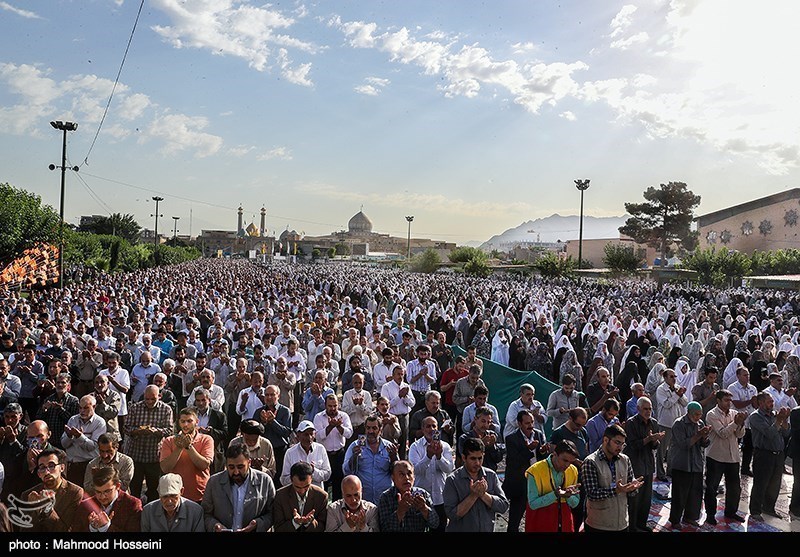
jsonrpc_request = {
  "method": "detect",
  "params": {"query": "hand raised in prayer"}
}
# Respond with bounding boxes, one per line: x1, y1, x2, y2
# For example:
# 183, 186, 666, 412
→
469, 478, 488, 497
293, 508, 316, 525
236, 519, 258, 532
88, 510, 112, 529
410, 492, 428, 511
397, 491, 414, 513
345, 507, 366, 530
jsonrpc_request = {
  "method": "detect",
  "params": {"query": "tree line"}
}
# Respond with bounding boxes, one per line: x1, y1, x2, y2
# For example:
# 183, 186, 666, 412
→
0, 182, 200, 279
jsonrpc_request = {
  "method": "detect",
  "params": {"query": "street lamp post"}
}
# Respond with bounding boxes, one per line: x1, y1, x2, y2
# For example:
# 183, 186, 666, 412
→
405, 216, 414, 260
574, 179, 590, 270
172, 216, 180, 246
151, 197, 164, 246
49, 120, 79, 289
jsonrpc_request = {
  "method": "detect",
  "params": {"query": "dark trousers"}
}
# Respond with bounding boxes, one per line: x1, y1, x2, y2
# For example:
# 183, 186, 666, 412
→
325, 448, 345, 501
704, 457, 741, 518
411, 391, 427, 416
432, 503, 447, 533
273, 445, 287, 489
791, 461, 800, 516
130, 461, 163, 505
396, 413, 410, 460
19, 397, 38, 424
750, 448, 784, 515
507, 494, 526, 533
571, 487, 586, 532
628, 473, 653, 530
66, 460, 89, 487
669, 469, 703, 524
741, 429, 753, 472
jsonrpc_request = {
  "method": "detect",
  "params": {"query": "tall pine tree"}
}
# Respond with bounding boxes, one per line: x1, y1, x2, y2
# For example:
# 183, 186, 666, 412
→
619, 182, 701, 267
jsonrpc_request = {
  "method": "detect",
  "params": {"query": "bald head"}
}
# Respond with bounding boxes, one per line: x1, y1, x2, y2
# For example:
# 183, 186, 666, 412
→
341, 475, 363, 511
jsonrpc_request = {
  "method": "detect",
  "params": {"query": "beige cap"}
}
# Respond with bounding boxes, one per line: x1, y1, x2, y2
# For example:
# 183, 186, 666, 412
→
158, 473, 183, 496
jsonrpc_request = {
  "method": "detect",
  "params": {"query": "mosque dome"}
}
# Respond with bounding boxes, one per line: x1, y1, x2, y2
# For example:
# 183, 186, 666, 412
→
348, 210, 373, 234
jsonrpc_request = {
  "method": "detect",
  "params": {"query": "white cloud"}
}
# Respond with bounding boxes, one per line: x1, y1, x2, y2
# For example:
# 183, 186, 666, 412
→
559, 111, 576, 121
227, 145, 254, 157
578, 0, 800, 174
298, 184, 532, 219
258, 147, 292, 161
333, 19, 587, 114
143, 113, 223, 158
354, 85, 379, 96
609, 5, 637, 38
118, 93, 152, 120
275, 48, 313, 87
511, 42, 537, 54
0, 62, 230, 159
355, 76, 390, 96
150, 0, 318, 77
610, 31, 649, 50
0, 1, 42, 19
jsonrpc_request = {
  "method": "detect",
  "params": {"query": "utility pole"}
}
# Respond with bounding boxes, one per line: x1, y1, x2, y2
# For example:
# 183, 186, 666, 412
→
49, 120, 79, 289
405, 216, 414, 260
574, 179, 590, 270
151, 196, 164, 264
172, 216, 180, 246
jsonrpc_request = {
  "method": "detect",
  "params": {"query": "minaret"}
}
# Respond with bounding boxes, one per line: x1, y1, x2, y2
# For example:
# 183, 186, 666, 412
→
237, 205, 243, 234
260, 207, 267, 237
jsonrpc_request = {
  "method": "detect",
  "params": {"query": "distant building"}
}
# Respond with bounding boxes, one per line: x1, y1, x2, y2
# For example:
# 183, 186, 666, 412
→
696, 188, 800, 254
298, 209, 455, 259
196, 206, 275, 258
565, 236, 655, 268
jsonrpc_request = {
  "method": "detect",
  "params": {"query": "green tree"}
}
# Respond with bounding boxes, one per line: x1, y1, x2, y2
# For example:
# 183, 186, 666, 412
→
408, 249, 442, 273
449, 246, 487, 263
682, 248, 750, 287
534, 252, 575, 278
464, 256, 492, 277
619, 181, 701, 267
602, 243, 644, 276
334, 242, 351, 256
0, 183, 61, 265
79, 213, 141, 243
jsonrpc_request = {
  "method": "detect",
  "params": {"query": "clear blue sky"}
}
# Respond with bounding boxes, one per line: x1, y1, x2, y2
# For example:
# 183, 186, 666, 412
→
1, 0, 797, 244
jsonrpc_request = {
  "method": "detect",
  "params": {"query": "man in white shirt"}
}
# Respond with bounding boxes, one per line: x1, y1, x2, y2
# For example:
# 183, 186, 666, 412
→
504, 383, 546, 440
763, 372, 797, 413
62, 394, 108, 485
188, 369, 225, 411
280, 420, 331, 489
236, 371, 266, 421
728, 366, 758, 476
130, 351, 161, 403
655, 368, 689, 480
372, 348, 398, 396
282, 339, 307, 386
380, 365, 415, 460
313, 394, 353, 500
408, 416, 454, 532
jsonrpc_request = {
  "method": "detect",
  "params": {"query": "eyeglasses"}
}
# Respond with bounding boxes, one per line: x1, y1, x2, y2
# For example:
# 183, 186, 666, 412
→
37, 462, 60, 473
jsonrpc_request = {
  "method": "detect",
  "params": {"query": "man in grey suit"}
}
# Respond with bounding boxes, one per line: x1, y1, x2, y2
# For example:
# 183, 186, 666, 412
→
202, 442, 276, 532
141, 473, 205, 532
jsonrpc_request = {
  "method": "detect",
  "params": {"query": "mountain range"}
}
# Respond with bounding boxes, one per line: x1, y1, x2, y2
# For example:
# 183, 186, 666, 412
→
479, 214, 628, 250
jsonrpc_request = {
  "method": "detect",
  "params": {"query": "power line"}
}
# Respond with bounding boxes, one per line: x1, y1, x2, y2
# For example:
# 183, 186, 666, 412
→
81, 0, 146, 167
79, 171, 348, 230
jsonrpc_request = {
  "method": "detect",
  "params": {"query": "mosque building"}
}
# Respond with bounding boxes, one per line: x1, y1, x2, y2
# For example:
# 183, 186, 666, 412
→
196, 207, 455, 260
295, 208, 456, 259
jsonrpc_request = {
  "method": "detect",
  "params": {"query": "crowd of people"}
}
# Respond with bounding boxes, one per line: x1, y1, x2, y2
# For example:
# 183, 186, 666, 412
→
0, 257, 798, 533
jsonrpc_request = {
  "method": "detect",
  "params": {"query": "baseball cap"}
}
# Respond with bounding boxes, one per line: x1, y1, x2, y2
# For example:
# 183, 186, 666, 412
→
158, 473, 183, 497
296, 420, 315, 433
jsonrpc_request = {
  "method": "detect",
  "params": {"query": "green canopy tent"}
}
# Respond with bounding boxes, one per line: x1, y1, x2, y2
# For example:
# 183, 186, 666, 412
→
452, 345, 560, 437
